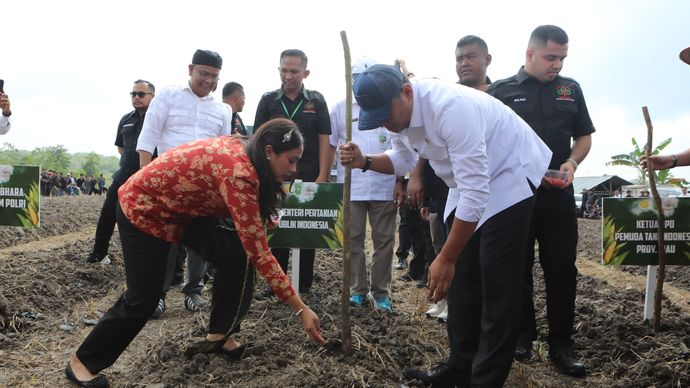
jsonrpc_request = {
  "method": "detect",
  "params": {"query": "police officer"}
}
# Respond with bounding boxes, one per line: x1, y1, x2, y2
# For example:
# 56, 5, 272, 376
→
85, 80, 155, 264
222, 82, 248, 135
488, 25, 594, 377
253, 49, 332, 299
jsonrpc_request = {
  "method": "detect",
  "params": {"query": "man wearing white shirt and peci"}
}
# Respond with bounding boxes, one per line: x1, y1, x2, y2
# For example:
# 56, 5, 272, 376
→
328, 57, 397, 313
339, 64, 551, 388
0, 84, 12, 135
136, 49, 232, 318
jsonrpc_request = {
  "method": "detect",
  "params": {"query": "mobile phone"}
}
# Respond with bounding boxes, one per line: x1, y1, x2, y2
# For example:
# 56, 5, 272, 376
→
0, 79, 4, 93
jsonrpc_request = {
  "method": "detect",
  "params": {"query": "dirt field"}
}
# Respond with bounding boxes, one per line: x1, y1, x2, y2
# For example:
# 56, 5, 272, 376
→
0, 195, 689, 387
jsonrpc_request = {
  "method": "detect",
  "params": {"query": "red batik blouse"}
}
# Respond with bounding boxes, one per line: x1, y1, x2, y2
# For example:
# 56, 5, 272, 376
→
119, 136, 295, 300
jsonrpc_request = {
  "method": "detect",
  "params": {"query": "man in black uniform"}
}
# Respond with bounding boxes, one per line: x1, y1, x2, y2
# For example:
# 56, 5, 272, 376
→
253, 49, 332, 299
86, 80, 155, 264
222, 81, 247, 135
488, 25, 594, 377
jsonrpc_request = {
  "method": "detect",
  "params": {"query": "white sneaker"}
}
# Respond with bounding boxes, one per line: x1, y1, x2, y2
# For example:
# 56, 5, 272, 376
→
437, 305, 448, 323
425, 299, 447, 318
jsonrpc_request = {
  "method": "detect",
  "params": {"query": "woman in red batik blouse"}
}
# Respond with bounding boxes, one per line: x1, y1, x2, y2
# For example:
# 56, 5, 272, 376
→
65, 118, 325, 387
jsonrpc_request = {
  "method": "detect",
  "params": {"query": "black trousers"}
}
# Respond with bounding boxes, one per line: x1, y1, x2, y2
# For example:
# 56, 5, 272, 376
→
91, 171, 129, 257
395, 203, 432, 279
520, 204, 578, 347
272, 247, 314, 291
76, 205, 254, 374
445, 195, 535, 387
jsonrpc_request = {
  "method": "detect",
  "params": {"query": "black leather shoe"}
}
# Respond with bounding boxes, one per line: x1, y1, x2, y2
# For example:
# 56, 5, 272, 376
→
85, 252, 104, 264
514, 338, 532, 362
403, 362, 469, 387
65, 362, 109, 387
550, 346, 586, 377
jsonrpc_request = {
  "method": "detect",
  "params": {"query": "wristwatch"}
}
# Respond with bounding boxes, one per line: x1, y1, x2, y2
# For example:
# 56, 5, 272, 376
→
361, 155, 373, 173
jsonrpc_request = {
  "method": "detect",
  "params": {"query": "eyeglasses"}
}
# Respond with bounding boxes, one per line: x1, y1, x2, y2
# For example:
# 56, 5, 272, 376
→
196, 69, 220, 81
130, 91, 153, 98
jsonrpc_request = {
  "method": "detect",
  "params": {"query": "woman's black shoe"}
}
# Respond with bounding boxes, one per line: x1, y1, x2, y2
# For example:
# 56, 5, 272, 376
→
221, 343, 248, 359
185, 338, 248, 360
65, 362, 109, 387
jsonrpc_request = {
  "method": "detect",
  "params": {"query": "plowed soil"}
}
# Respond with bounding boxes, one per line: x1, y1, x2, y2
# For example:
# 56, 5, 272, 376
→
0, 196, 688, 387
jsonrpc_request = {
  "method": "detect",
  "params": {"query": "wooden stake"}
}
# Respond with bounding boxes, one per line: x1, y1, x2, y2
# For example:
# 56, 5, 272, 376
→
642, 106, 666, 332
339, 30, 353, 353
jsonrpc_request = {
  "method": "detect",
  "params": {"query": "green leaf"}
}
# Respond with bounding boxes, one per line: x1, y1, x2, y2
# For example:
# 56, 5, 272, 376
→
612, 251, 631, 266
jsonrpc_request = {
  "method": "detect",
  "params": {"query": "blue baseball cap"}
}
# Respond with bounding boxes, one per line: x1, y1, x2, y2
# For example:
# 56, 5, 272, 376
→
353, 64, 404, 130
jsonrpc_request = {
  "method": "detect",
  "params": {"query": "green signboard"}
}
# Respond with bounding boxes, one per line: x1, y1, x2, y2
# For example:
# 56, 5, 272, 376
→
0, 165, 40, 227
268, 182, 343, 249
602, 197, 690, 265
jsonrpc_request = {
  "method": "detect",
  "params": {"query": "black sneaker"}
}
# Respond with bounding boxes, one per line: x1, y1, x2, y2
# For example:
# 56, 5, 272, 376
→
152, 298, 166, 319
394, 258, 408, 270
184, 293, 208, 312
254, 287, 275, 301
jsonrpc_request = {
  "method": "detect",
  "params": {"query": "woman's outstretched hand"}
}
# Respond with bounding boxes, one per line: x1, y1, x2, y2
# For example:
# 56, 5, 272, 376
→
299, 308, 326, 344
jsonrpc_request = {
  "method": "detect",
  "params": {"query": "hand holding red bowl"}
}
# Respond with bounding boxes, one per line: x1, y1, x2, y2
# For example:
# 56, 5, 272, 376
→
542, 169, 569, 189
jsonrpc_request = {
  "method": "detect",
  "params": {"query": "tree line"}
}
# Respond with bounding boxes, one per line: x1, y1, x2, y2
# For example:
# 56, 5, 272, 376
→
0, 142, 119, 182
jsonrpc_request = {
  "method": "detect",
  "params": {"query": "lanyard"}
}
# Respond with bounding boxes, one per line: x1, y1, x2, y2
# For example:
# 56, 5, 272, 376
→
280, 98, 304, 120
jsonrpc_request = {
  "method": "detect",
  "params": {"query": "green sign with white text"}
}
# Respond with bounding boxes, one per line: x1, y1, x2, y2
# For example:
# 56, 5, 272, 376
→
268, 182, 343, 249
602, 197, 690, 265
0, 165, 41, 227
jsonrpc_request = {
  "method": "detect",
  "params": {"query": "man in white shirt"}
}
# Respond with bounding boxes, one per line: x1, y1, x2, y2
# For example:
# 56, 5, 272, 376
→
328, 57, 397, 313
0, 89, 12, 135
137, 49, 232, 317
339, 64, 551, 387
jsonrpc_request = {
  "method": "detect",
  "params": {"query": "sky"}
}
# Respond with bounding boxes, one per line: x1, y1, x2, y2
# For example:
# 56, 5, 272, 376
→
2, 0, 690, 182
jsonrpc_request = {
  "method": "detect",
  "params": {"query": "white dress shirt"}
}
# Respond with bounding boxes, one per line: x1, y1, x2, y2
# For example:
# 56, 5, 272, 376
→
0, 115, 10, 135
329, 99, 396, 201
136, 84, 232, 154
385, 78, 552, 228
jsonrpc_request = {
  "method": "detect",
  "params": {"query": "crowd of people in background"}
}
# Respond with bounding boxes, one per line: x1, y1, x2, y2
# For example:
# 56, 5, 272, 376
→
39, 170, 106, 197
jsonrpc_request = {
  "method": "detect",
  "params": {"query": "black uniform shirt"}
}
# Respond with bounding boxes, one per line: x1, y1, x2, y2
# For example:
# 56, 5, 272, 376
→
115, 110, 146, 175
254, 86, 331, 181
488, 67, 595, 170
488, 67, 595, 206
231, 112, 247, 136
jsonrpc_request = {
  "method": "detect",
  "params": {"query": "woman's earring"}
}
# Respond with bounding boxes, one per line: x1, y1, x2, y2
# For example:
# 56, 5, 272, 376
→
267, 157, 271, 160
